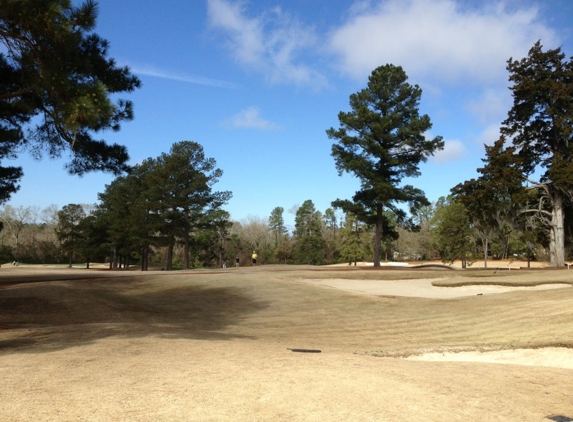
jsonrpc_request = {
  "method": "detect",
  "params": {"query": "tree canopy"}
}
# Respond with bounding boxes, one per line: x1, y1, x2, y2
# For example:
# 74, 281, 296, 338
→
451, 137, 528, 266
293, 199, 325, 264
268, 206, 287, 246
97, 141, 231, 270
327, 64, 443, 266
431, 197, 473, 268
55, 203, 86, 267
0, 0, 140, 203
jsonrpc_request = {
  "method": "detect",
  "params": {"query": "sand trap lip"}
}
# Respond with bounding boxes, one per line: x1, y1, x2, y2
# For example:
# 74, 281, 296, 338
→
298, 278, 572, 299
405, 347, 573, 369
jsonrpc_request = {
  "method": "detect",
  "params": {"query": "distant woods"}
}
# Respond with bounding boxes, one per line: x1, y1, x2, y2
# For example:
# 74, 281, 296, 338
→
0, 191, 559, 269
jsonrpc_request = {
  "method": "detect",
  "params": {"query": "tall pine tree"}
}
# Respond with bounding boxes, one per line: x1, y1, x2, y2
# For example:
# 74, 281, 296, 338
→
327, 64, 443, 266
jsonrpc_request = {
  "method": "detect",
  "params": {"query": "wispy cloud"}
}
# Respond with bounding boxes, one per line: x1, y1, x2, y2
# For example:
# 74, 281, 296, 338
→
226, 106, 279, 130
131, 64, 240, 89
207, 0, 327, 88
466, 89, 512, 124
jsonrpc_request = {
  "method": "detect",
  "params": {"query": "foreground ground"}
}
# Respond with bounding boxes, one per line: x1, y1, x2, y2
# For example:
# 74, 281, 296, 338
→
0, 263, 572, 421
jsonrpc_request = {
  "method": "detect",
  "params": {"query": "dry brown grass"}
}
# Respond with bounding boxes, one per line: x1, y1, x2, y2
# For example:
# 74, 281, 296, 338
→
0, 265, 572, 420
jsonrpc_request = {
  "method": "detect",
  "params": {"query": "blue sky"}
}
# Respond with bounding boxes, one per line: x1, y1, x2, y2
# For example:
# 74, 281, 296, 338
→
6, 0, 573, 228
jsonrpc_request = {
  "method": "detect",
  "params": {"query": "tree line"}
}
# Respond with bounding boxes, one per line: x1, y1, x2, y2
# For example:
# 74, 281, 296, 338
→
0, 190, 562, 269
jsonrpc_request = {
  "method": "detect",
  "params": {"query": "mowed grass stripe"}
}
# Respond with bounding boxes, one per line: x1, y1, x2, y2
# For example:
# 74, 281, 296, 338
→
209, 272, 571, 354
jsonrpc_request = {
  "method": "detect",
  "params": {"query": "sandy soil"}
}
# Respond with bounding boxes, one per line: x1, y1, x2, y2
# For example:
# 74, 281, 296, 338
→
406, 347, 573, 369
0, 264, 572, 421
333, 258, 551, 269
297, 277, 572, 299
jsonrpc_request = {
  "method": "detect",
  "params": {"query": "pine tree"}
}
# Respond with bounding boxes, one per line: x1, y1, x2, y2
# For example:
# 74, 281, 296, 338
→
0, 0, 140, 202
56, 203, 86, 267
151, 141, 231, 269
339, 213, 370, 266
327, 64, 443, 266
293, 200, 325, 264
268, 206, 287, 246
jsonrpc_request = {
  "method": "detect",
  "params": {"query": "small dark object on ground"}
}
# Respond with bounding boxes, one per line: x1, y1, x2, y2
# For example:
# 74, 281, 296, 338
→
287, 348, 322, 353
547, 416, 573, 422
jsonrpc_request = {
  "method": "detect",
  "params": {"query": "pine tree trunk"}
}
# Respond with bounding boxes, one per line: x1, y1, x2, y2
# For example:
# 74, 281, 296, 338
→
483, 237, 488, 269
373, 204, 382, 267
111, 246, 118, 269
141, 244, 148, 271
183, 210, 190, 269
550, 193, 565, 267
166, 240, 174, 271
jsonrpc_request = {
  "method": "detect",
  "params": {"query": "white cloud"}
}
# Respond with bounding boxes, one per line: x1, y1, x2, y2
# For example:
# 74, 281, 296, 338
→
475, 123, 503, 147
328, 0, 558, 85
207, 0, 327, 87
431, 139, 468, 163
227, 106, 279, 130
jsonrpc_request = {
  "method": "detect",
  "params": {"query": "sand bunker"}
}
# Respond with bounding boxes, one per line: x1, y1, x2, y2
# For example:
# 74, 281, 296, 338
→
298, 278, 572, 299
300, 278, 573, 369
406, 347, 573, 369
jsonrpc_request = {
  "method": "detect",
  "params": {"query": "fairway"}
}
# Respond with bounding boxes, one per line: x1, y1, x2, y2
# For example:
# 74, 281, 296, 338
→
0, 265, 572, 421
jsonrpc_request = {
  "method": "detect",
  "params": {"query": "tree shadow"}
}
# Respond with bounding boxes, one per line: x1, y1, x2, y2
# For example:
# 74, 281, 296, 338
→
0, 275, 269, 354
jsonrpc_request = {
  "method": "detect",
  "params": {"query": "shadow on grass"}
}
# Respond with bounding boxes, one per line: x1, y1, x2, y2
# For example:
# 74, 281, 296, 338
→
0, 275, 269, 354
